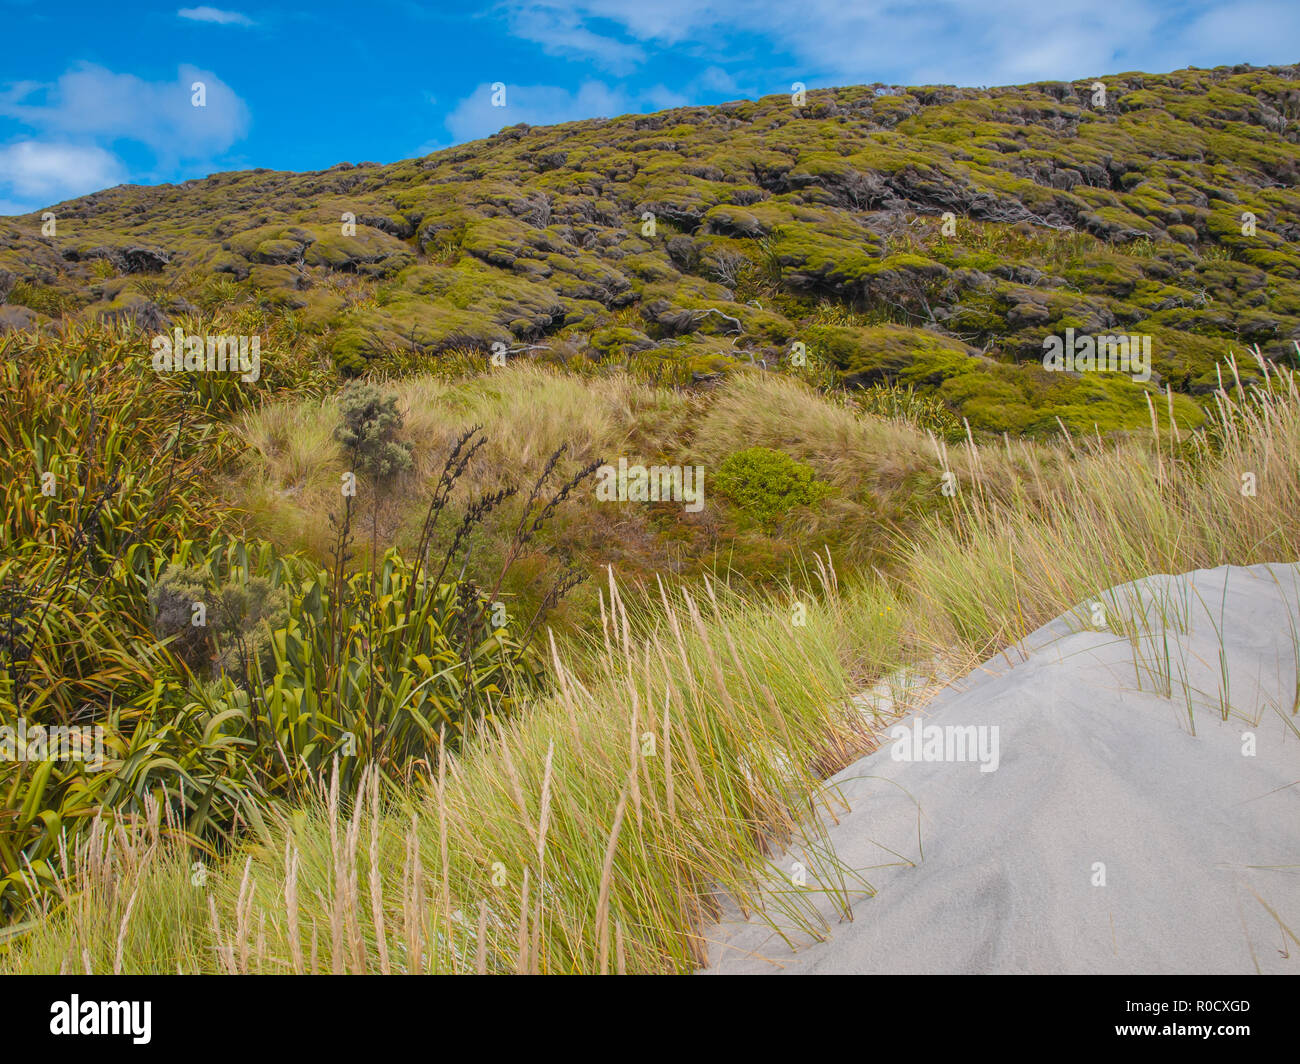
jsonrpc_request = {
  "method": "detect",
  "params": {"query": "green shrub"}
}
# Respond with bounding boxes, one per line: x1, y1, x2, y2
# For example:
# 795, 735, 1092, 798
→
329, 327, 378, 374
334, 382, 413, 479
811, 323, 974, 388
7, 281, 73, 318
713, 446, 832, 529
148, 564, 212, 672
591, 325, 656, 360
150, 564, 288, 684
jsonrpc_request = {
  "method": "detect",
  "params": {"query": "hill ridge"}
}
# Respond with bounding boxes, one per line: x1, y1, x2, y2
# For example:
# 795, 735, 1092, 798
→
2, 61, 1299, 435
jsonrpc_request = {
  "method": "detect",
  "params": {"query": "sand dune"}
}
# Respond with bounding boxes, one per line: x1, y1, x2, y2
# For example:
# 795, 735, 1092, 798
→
702, 563, 1300, 974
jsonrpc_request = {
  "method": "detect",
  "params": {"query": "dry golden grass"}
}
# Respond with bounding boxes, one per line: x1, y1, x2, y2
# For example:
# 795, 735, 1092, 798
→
219, 364, 1041, 620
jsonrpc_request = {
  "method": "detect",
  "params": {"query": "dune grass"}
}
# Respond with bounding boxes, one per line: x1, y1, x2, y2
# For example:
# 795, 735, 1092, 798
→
6, 346, 1299, 974
218, 365, 1028, 640
3, 562, 893, 973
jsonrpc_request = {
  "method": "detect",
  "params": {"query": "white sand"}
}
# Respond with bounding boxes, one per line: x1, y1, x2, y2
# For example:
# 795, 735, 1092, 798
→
701, 563, 1300, 974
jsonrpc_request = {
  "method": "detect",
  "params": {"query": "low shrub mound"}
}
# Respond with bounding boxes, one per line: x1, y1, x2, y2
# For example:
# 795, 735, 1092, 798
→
713, 446, 833, 530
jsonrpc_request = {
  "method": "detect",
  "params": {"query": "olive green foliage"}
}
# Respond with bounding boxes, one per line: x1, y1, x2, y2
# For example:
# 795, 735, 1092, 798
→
0, 325, 556, 917
334, 382, 413, 479
3, 63, 1299, 434
854, 381, 968, 442
209, 573, 287, 683
149, 563, 288, 683
812, 322, 974, 387
6, 281, 74, 318
147, 564, 212, 671
713, 446, 833, 529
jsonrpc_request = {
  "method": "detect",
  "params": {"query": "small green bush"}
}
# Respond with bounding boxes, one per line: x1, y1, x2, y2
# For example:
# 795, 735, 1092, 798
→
334, 382, 413, 479
8, 281, 73, 318
210, 574, 289, 684
148, 563, 288, 683
713, 446, 832, 530
147, 564, 211, 671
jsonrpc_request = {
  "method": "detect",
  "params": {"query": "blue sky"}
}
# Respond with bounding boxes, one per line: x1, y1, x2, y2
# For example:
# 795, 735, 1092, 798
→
1, 0, 1297, 214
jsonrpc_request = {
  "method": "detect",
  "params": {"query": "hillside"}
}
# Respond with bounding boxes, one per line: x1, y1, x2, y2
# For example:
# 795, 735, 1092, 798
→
3, 63, 1300, 434
4, 59, 1300, 973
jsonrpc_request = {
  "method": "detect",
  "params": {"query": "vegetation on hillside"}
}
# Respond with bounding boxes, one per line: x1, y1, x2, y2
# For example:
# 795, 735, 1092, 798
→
2, 62, 1300, 970
5, 341, 1298, 972
0, 324, 597, 915
2, 64, 1299, 433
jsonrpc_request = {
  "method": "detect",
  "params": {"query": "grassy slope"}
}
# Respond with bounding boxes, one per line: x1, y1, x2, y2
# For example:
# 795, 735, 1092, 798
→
217, 364, 1000, 636
6, 349, 1297, 974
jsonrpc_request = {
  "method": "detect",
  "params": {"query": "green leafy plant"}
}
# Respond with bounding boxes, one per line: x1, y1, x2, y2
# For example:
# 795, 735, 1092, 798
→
713, 446, 832, 530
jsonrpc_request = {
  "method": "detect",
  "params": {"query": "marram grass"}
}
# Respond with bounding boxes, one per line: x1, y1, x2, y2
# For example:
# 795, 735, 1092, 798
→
6, 348, 1300, 974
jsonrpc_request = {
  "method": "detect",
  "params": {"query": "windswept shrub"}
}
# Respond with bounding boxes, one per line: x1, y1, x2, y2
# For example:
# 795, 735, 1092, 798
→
148, 564, 212, 672
7, 281, 73, 318
148, 563, 288, 683
211, 574, 287, 683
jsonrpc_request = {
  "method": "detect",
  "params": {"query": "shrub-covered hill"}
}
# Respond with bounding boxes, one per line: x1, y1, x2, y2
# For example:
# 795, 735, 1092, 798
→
3, 62, 1300, 434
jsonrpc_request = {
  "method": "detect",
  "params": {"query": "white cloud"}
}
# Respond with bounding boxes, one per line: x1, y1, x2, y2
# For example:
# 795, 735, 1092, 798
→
696, 66, 739, 94
438, 67, 756, 148
177, 6, 254, 26
498, 0, 1300, 88
0, 141, 127, 209
0, 62, 250, 158
1175, 1, 1300, 63
506, 0, 709, 48
443, 81, 637, 142
642, 84, 691, 110
506, 7, 646, 74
